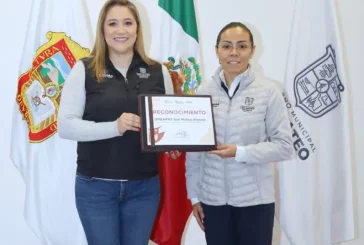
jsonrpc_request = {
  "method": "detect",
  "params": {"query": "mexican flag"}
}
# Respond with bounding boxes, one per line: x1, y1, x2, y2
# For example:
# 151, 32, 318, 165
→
139, 0, 201, 244
10, 0, 93, 244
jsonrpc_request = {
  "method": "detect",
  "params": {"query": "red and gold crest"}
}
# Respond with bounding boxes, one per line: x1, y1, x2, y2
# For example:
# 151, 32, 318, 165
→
16, 32, 90, 142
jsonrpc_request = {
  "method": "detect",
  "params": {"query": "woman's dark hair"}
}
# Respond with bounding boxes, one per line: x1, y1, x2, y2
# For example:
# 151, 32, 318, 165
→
215, 22, 254, 47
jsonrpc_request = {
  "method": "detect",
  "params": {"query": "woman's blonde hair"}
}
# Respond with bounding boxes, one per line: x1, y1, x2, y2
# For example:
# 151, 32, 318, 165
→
89, 0, 156, 82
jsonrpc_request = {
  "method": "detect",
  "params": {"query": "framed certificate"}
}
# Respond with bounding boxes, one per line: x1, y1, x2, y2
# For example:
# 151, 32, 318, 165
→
138, 94, 217, 152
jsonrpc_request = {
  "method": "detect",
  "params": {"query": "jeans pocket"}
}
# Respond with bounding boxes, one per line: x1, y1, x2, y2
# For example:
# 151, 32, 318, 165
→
76, 172, 94, 182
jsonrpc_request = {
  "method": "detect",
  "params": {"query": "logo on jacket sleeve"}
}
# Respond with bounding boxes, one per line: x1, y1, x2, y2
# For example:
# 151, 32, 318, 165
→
294, 45, 344, 118
16, 32, 90, 142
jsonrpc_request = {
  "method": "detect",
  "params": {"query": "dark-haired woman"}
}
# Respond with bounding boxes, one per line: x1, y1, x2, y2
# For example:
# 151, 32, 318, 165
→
185, 22, 293, 245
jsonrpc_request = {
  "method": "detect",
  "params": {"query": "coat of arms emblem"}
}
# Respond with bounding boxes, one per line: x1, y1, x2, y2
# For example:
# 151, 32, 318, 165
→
163, 57, 202, 95
16, 32, 90, 142
294, 45, 344, 118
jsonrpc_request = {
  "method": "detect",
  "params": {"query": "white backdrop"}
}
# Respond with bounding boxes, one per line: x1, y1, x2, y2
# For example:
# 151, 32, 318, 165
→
0, 0, 363, 244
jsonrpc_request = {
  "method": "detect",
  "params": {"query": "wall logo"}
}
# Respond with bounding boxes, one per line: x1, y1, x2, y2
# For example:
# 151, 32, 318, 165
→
294, 45, 344, 118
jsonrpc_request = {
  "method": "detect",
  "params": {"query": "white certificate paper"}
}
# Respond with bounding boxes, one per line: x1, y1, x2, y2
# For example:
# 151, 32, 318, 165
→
142, 95, 216, 150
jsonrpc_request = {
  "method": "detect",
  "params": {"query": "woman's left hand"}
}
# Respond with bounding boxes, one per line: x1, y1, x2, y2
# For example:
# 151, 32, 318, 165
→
165, 150, 182, 159
208, 144, 237, 158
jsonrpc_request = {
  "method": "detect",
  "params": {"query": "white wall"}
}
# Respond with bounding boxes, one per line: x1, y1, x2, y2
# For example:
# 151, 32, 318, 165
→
0, 0, 362, 244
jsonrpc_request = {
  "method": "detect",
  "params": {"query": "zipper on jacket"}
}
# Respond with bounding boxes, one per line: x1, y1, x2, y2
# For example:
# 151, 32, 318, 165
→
224, 98, 232, 204
122, 75, 130, 112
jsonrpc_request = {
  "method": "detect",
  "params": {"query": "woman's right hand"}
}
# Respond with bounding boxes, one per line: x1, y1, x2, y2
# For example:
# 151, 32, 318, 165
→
193, 202, 205, 231
117, 113, 141, 134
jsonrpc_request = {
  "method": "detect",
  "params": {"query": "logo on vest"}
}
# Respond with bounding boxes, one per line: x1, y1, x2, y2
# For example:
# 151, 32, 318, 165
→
136, 67, 150, 79
240, 97, 255, 112
102, 70, 113, 79
294, 45, 344, 118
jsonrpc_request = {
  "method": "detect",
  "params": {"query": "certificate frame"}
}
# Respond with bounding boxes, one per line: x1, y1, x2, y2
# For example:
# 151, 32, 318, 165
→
138, 94, 217, 152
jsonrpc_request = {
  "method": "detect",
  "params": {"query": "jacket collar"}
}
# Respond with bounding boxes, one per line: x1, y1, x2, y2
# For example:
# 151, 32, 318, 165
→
105, 51, 145, 75
212, 64, 255, 91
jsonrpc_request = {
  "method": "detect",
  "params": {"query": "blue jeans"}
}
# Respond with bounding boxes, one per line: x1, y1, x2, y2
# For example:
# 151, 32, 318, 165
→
75, 172, 160, 245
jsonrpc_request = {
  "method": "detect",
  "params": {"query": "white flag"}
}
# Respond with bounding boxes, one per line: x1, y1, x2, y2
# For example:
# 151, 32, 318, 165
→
10, 0, 93, 244
276, 0, 354, 244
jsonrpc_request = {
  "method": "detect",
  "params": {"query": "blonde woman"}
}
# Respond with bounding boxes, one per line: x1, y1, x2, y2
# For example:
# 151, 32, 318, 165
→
58, 1, 173, 244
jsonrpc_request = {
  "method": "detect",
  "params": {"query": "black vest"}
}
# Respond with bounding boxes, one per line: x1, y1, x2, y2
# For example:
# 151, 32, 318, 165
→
77, 53, 165, 180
